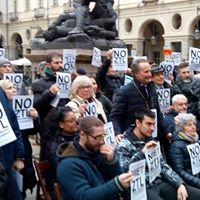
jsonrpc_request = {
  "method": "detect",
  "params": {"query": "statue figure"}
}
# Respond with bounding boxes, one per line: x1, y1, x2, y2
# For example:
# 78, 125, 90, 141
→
38, 0, 118, 42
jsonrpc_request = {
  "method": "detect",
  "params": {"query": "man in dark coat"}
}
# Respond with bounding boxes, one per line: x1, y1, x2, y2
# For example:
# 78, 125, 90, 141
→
110, 58, 171, 143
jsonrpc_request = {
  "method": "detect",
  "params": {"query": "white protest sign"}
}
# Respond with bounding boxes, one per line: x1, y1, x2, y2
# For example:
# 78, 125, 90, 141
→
104, 122, 116, 147
171, 52, 181, 66
83, 102, 98, 117
144, 142, 161, 183
50, 94, 60, 107
159, 61, 174, 84
92, 47, 101, 67
12, 95, 34, 130
187, 142, 200, 175
124, 75, 133, 86
56, 72, 71, 99
0, 102, 16, 147
0, 48, 5, 58
189, 47, 200, 71
133, 56, 147, 61
63, 49, 76, 73
3, 73, 23, 95
156, 88, 170, 113
112, 48, 128, 71
131, 49, 137, 58
151, 109, 157, 138
129, 159, 147, 200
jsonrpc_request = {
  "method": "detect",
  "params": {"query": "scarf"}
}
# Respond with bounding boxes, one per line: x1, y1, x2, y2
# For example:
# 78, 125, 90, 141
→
177, 131, 199, 143
44, 67, 56, 79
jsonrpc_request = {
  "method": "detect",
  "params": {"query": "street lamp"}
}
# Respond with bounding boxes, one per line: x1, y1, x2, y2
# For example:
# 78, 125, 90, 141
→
194, 6, 200, 40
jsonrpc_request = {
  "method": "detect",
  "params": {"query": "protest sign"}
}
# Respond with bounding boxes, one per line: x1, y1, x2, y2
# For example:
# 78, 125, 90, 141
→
144, 142, 161, 183
189, 47, 200, 71
50, 94, 60, 107
91, 47, 101, 67
3, 73, 23, 95
83, 102, 98, 118
171, 52, 181, 66
124, 75, 133, 86
63, 49, 76, 73
12, 95, 34, 130
0, 102, 16, 147
187, 142, 200, 175
151, 109, 157, 138
56, 72, 71, 99
131, 49, 137, 58
159, 61, 174, 84
104, 122, 116, 147
0, 48, 5, 58
129, 159, 147, 200
156, 88, 170, 113
112, 48, 128, 71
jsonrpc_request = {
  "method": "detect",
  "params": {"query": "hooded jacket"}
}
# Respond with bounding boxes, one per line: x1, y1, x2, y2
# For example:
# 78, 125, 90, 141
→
56, 137, 124, 200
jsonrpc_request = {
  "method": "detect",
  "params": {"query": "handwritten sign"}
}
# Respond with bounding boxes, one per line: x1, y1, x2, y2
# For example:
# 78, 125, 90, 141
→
83, 102, 97, 117
56, 72, 71, 99
189, 47, 200, 71
129, 159, 147, 200
3, 73, 23, 95
12, 95, 34, 130
63, 49, 76, 73
156, 89, 170, 113
144, 142, 161, 183
187, 142, 200, 175
104, 122, 116, 147
112, 48, 128, 71
0, 102, 16, 147
92, 47, 101, 67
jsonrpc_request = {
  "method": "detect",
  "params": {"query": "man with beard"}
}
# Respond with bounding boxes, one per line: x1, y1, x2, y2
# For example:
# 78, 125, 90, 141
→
56, 116, 132, 200
171, 62, 199, 118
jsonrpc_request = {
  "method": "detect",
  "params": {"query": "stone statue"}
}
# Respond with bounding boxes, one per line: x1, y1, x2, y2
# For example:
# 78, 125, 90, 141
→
38, 0, 118, 41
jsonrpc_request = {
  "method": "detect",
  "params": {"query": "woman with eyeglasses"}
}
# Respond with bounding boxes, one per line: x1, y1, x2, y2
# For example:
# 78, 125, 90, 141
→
41, 106, 78, 199
0, 79, 39, 199
66, 75, 107, 123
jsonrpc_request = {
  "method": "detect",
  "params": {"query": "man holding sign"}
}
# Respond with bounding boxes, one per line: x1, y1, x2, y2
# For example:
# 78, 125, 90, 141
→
116, 108, 200, 200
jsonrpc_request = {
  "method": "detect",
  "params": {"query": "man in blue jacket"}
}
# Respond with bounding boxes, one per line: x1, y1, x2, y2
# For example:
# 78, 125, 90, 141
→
0, 87, 24, 200
57, 116, 132, 200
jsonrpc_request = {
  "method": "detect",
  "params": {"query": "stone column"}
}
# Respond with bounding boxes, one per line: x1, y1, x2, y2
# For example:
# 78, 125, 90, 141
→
132, 37, 145, 56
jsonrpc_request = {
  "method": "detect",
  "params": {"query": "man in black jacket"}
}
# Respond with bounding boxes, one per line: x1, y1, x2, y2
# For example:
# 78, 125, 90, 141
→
110, 59, 171, 143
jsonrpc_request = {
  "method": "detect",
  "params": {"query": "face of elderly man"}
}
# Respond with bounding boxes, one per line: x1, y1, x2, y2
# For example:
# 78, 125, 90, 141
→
173, 97, 188, 113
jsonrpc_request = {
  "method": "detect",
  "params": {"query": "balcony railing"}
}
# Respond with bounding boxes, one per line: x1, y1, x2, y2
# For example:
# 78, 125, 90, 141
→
9, 12, 18, 22
34, 7, 45, 18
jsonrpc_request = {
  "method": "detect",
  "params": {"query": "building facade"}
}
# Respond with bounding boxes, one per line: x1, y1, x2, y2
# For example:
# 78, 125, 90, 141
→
0, 0, 199, 64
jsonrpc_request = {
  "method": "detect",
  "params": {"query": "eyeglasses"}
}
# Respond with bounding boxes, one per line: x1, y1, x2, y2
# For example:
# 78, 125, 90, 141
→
79, 85, 92, 90
88, 134, 105, 142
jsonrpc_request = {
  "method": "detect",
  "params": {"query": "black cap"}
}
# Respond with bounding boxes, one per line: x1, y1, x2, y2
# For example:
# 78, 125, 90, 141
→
151, 65, 163, 74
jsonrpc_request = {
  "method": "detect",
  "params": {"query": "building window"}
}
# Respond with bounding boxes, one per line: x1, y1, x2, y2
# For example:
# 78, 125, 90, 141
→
53, 0, 58, 6
69, 0, 73, 7
25, 0, 30, 10
39, 0, 43, 8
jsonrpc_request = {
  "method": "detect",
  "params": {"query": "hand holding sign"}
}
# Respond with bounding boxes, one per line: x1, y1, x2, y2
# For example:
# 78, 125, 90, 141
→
118, 172, 133, 189
78, 104, 86, 115
49, 84, 60, 95
142, 140, 157, 153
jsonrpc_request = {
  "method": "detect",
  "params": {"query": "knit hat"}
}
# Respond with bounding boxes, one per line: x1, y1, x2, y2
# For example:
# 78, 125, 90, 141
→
0, 57, 11, 67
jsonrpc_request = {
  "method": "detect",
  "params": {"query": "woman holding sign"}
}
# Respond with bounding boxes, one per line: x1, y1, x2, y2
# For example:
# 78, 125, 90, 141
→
0, 80, 39, 199
169, 113, 200, 189
66, 75, 107, 123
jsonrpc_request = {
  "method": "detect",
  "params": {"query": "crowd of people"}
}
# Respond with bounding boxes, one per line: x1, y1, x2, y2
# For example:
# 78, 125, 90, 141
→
1, 49, 200, 200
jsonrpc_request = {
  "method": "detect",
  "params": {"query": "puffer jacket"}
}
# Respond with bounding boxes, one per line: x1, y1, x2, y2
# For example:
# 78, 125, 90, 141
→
115, 127, 184, 189
169, 133, 200, 188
